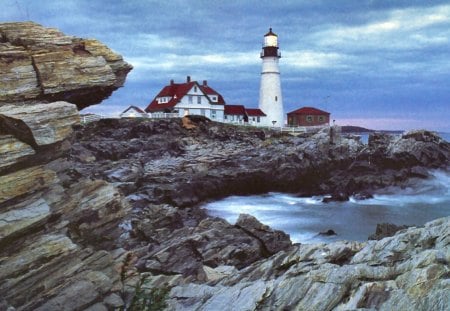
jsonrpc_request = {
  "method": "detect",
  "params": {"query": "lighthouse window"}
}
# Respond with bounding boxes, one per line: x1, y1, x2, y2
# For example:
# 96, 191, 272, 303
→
275, 96, 278, 101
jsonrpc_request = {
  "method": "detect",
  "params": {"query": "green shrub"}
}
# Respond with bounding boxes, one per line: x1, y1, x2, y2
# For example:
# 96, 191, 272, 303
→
128, 278, 170, 311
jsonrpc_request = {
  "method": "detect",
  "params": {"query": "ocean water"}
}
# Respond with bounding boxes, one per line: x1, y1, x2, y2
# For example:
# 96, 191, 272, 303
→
204, 170, 450, 244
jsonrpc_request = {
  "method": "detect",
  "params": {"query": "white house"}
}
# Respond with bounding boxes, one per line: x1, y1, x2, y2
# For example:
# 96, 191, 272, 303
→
120, 105, 148, 118
145, 76, 225, 122
245, 108, 267, 125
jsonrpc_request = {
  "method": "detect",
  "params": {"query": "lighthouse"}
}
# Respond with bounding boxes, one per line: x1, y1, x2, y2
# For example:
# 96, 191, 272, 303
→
258, 28, 284, 127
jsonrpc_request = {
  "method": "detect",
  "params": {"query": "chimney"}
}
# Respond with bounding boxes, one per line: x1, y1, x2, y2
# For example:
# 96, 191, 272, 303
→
203, 80, 207, 86
170, 79, 174, 85
186, 76, 191, 83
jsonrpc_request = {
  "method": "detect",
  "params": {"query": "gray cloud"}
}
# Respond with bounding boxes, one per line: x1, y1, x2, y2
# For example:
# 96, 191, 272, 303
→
2, 0, 449, 131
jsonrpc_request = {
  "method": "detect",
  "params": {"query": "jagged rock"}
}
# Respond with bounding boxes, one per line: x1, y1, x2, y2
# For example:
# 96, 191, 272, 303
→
387, 130, 450, 168
235, 213, 292, 255
60, 180, 131, 249
0, 134, 35, 169
368, 223, 411, 240
0, 43, 41, 101
0, 198, 50, 242
0, 21, 132, 109
167, 217, 450, 311
0, 165, 57, 204
319, 229, 337, 236
0, 101, 79, 147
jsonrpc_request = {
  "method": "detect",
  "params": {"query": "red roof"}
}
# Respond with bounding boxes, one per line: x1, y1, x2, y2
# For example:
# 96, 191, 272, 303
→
145, 80, 225, 112
200, 85, 226, 105
245, 108, 266, 117
287, 107, 330, 116
224, 105, 246, 115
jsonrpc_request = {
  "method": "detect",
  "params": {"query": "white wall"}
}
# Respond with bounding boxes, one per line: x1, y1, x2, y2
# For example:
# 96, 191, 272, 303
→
259, 56, 284, 127
174, 85, 224, 121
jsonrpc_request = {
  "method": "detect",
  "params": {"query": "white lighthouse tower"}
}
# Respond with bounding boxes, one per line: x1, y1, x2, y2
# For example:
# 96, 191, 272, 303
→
259, 28, 284, 127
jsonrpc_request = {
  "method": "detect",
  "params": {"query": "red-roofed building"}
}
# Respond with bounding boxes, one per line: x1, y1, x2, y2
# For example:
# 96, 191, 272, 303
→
224, 105, 248, 124
245, 108, 267, 125
287, 107, 330, 126
145, 76, 225, 121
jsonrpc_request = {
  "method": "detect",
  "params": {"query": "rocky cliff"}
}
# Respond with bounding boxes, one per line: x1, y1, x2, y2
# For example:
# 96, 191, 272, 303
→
1, 22, 449, 311
0, 22, 133, 310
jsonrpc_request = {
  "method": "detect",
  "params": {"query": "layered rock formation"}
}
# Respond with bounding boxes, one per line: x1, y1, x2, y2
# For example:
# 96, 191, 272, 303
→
0, 22, 132, 109
0, 22, 132, 310
167, 216, 450, 311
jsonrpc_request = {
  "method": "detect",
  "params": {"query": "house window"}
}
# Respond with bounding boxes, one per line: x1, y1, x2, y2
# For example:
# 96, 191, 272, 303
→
318, 116, 324, 122
201, 109, 205, 116
224, 115, 228, 120
197, 96, 201, 104
188, 95, 193, 104
211, 110, 216, 118
212, 96, 217, 102
194, 86, 197, 92
306, 116, 313, 123
257, 116, 260, 123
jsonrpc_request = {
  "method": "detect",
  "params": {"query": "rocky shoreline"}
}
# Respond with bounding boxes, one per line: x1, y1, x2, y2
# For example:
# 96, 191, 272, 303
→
1, 22, 449, 311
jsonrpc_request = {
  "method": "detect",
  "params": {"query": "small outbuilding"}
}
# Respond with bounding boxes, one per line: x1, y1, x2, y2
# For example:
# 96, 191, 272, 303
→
120, 105, 148, 118
224, 105, 248, 124
287, 107, 330, 126
245, 108, 267, 125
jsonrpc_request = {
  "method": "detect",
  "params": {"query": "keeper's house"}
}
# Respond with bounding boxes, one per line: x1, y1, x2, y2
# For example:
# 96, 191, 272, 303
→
287, 107, 330, 126
145, 76, 225, 122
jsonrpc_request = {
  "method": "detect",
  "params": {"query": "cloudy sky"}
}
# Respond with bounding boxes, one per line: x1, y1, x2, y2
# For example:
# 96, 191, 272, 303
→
2, 0, 450, 131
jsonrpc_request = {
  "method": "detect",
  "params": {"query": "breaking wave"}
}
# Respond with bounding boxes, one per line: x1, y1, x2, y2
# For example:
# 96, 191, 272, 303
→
204, 170, 450, 243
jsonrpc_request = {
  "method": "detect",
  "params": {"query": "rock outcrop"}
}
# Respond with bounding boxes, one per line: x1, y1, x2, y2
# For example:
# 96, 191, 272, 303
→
0, 22, 132, 310
59, 117, 448, 310
0, 21, 132, 109
166, 216, 450, 311
67, 118, 449, 208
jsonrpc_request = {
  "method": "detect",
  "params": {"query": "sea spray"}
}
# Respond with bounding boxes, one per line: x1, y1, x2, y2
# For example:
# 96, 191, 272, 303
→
204, 170, 450, 243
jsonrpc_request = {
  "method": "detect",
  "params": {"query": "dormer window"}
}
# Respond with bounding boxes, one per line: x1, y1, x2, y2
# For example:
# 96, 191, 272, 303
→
211, 96, 217, 102
157, 96, 171, 104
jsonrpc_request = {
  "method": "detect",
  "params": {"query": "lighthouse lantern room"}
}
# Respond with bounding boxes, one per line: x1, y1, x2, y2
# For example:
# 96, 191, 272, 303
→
258, 28, 284, 126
